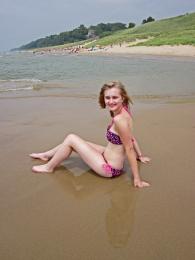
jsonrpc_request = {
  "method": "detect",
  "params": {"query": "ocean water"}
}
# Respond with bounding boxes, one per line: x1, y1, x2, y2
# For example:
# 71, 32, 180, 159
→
0, 51, 195, 100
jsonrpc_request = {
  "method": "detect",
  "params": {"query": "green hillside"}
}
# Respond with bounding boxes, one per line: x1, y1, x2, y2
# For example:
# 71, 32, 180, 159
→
21, 12, 195, 51
86, 12, 195, 47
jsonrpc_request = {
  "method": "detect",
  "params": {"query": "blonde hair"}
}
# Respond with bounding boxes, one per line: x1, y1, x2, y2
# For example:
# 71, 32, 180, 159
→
99, 81, 133, 109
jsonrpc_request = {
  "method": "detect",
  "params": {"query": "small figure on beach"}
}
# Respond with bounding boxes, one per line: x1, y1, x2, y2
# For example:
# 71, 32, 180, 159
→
30, 81, 150, 188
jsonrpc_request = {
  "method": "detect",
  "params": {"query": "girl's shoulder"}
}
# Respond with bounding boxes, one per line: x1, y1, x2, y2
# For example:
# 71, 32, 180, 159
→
113, 112, 131, 129
114, 109, 132, 122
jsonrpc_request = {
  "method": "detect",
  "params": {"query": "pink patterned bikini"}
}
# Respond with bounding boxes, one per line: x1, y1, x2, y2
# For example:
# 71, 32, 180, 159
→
102, 107, 135, 177
102, 119, 124, 177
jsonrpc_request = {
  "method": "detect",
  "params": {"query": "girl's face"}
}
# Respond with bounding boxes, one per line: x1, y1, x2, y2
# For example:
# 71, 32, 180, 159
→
104, 87, 123, 113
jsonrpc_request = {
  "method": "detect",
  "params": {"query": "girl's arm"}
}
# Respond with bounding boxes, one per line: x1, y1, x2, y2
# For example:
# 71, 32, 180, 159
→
132, 136, 151, 163
115, 117, 150, 188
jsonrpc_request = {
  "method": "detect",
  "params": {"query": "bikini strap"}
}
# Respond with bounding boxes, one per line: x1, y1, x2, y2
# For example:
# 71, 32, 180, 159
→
109, 106, 132, 127
109, 106, 123, 128
123, 105, 132, 117
108, 119, 114, 129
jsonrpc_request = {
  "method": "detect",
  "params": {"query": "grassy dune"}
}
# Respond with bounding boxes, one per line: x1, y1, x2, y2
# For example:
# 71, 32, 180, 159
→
86, 12, 195, 47
34, 12, 195, 52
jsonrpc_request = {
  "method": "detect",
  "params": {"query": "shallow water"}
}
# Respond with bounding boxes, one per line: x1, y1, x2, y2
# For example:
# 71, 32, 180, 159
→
0, 52, 195, 100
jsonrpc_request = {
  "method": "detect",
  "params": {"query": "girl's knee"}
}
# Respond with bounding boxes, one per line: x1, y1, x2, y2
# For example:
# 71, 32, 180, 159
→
65, 133, 78, 144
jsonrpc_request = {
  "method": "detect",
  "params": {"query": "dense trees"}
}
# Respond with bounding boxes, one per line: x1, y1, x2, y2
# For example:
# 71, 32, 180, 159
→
19, 18, 158, 50
142, 16, 155, 24
19, 22, 128, 50
18, 17, 158, 50
128, 22, 136, 28
88, 23, 126, 38
19, 24, 89, 49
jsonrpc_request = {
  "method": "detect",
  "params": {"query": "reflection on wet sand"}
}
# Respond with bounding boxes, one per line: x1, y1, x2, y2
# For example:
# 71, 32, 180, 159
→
48, 156, 138, 248
106, 183, 138, 248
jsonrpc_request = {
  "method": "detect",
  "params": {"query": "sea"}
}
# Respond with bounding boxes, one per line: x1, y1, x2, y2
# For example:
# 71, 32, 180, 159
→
0, 51, 195, 101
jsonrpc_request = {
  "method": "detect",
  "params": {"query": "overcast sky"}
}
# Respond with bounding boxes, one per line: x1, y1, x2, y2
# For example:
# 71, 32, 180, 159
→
0, 0, 195, 51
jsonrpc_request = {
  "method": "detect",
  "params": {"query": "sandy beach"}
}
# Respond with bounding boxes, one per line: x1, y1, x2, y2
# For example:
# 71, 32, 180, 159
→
33, 43, 195, 58
99, 44, 195, 57
0, 95, 195, 260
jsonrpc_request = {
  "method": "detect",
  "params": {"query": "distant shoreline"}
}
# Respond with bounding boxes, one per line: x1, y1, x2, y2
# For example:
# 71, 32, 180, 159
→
30, 44, 195, 58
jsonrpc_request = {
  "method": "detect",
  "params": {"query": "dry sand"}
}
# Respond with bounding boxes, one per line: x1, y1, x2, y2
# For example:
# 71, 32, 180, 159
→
0, 96, 195, 260
91, 44, 195, 57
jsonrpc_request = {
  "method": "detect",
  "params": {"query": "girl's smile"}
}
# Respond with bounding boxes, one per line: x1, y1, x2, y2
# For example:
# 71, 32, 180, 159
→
104, 87, 123, 114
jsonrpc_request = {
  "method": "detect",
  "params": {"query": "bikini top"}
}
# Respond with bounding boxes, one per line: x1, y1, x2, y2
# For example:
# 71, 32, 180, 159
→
106, 107, 134, 145
106, 121, 123, 145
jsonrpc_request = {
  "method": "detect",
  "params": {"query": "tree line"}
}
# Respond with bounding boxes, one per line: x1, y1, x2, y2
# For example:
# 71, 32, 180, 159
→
18, 17, 155, 50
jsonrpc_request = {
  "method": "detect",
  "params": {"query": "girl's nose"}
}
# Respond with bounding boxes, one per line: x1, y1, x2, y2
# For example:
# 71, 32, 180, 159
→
108, 98, 114, 103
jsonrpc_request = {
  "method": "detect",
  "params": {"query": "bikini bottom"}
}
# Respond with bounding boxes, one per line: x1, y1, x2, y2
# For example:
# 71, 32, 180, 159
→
102, 152, 123, 177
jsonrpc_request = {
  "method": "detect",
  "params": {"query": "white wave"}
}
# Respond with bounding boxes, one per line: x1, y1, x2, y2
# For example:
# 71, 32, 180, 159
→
0, 78, 42, 83
11, 78, 42, 83
0, 86, 33, 92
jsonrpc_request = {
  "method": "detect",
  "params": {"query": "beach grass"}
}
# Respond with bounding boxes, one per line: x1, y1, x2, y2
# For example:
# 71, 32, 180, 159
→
136, 30, 195, 46
86, 12, 195, 47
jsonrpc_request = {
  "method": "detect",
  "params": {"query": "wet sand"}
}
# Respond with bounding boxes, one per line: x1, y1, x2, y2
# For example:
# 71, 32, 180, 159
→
0, 96, 195, 260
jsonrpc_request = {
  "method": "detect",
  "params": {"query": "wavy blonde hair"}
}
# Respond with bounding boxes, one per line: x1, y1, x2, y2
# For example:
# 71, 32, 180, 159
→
99, 81, 133, 110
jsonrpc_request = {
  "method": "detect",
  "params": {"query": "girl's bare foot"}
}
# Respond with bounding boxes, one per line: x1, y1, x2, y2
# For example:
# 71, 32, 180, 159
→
29, 153, 50, 161
32, 164, 53, 173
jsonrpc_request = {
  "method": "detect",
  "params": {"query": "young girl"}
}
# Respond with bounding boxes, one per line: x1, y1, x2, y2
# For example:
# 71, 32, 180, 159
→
30, 81, 150, 188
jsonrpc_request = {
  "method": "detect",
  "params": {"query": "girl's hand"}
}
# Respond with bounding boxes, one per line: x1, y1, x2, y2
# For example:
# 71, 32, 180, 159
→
134, 178, 150, 188
137, 155, 151, 163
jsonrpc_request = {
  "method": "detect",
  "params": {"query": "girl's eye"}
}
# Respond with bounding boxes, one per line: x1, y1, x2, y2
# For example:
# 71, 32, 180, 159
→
105, 96, 120, 100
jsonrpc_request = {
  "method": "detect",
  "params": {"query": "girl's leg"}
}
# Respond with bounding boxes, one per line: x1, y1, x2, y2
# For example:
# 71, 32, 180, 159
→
32, 134, 111, 177
30, 141, 105, 161
30, 145, 61, 161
